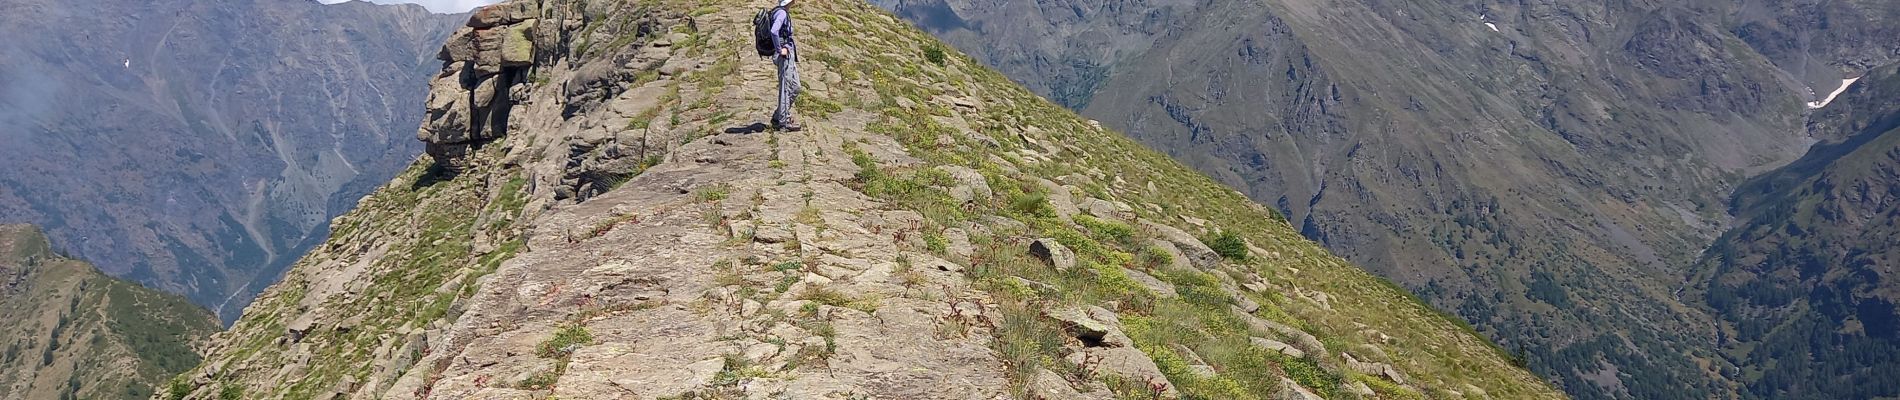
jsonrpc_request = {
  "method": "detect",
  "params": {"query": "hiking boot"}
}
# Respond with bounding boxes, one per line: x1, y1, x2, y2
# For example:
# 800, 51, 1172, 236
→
775, 119, 803, 132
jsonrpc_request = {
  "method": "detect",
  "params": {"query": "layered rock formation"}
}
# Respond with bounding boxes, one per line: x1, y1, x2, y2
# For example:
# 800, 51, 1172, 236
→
171, 0, 1559, 398
418, 2, 545, 172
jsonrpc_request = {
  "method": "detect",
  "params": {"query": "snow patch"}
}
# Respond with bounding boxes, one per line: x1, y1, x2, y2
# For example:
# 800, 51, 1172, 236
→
1485, 22, 1498, 32
1807, 77, 1861, 109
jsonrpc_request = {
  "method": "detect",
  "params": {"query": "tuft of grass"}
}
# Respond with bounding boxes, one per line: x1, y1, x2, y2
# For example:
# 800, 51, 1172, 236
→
775, 274, 802, 293
798, 286, 880, 313
695, 184, 731, 202
711, 353, 775, 386
587, 213, 639, 239
517, 369, 561, 390
1076, 215, 1136, 245
536, 324, 595, 359
924, 233, 948, 254
1009, 192, 1054, 218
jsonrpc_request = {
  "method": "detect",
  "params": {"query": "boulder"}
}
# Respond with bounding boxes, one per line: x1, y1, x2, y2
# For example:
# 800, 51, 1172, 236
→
1071, 347, 1178, 399
417, 79, 472, 143
287, 313, 317, 343
1035, 178, 1080, 220
943, 228, 973, 260
1343, 353, 1407, 385
426, 142, 475, 172
1168, 343, 1206, 365
936, 165, 991, 204
1079, 197, 1133, 221
1349, 381, 1377, 397
1042, 306, 1130, 348
1042, 306, 1178, 397
438, 27, 478, 62
467, 0, 536, 28
501, 19, 537, 67
1250, 337, 1305, 358
1234, 306, 1326, 356
1142, 219, 1219, 269
1228, 287, 1261, 313
1026, 368, 1113, 400
1148, 240, 1194, 270
1277, 377, 1325, 400
1121, 268, 1177, 298
1029, 238, 1076, 271
470, 74, 500, 109
471, 29, 506, 76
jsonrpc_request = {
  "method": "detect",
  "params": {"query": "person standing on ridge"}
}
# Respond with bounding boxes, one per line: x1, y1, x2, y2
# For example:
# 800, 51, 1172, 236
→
754, 0, 802, 131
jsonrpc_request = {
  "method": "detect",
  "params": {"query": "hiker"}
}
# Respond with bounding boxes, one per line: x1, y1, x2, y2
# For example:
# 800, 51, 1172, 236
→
755, 0, 801, 131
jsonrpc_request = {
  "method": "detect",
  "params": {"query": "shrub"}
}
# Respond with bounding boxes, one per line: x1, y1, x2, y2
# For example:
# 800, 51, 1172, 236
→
1204, 231, 1248, 261
922, 45, 946, 66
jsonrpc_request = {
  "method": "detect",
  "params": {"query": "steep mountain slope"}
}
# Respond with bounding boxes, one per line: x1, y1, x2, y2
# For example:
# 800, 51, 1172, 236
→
169, 0, 1559, 398
0, 224, 220, 400
872, 0, 1899, 397
0, 0, 461, 320
1689, 63, 1900, 399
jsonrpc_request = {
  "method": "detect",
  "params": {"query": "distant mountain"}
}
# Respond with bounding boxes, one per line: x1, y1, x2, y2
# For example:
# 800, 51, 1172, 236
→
1691, 63, 1900, 399
0, 224, 220, 400
0, 0, 462, 320
872, 0, 1898, 398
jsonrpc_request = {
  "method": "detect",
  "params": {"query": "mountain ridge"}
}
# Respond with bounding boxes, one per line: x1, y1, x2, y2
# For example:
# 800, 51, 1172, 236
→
169, 0, 1559, 398
0, 224, 221, 400
1688, 62, 1900, 399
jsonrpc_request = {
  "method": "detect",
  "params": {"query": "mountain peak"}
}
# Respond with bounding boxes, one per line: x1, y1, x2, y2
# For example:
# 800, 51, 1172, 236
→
175, 0, 1559, 398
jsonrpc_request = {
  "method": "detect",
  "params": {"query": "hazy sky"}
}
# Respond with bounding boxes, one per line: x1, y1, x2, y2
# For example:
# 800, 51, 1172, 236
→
317, 0, 501, 14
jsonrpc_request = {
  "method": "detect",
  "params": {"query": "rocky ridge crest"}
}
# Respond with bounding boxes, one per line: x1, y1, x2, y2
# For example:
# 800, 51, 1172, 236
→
172, 0, 1560, 398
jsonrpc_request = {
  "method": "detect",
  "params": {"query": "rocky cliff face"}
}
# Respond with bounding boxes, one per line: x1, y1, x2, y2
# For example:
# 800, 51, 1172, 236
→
0, 0, 461, 320
871, 0, 1899, 397
170, 0, 1560, 398
0, 224, 220, 400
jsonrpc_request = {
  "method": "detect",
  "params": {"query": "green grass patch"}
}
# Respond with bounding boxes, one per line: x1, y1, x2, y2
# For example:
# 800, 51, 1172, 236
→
536, 324, 595, 359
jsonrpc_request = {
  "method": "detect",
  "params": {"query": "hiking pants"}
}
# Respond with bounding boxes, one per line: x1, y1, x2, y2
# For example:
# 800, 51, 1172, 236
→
774, 53, 801, 125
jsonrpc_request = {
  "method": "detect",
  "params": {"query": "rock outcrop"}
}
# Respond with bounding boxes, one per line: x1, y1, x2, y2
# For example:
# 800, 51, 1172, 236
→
418, 7, 545, 172
1045, 306, 1178, 398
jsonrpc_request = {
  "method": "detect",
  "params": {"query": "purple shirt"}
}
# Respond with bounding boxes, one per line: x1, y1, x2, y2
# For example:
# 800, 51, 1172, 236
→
770, 8, 794, 55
